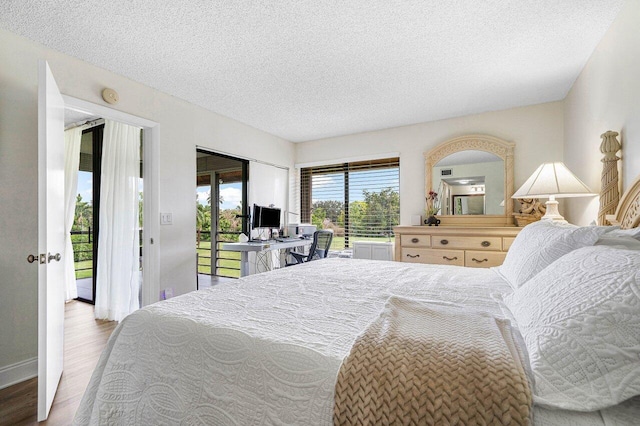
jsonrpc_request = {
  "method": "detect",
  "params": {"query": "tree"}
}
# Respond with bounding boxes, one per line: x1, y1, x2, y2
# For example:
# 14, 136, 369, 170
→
361, 188, 400, 236
311, 207, 327, 229
138, 192, 144, 228
311, 200, 344, 224
348, 200, 368, 236
196, 200, 211, 247
73, 194, 92, 233
218, 206, 242, 232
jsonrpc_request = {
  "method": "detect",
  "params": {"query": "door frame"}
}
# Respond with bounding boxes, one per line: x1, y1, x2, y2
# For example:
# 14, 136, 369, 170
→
62, 95, 160, 307
195, 148, 249, 278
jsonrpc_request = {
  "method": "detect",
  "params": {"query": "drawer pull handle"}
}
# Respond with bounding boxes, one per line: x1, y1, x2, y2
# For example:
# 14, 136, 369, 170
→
472, 258, 488, 263
411, 238, 419, 243
442, 256, 458, 261
440, 239, 449, 245
406, 254, 420, 258
481, 241, 491, 247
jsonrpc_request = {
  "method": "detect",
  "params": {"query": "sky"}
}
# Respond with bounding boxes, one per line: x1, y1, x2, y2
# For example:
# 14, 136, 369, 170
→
311, 169, 399, 203
197, 182, 243, 210
77, 171, 92, 203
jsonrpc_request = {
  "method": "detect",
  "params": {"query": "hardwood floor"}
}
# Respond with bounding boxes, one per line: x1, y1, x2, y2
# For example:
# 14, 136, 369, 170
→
0, 301, 117, 425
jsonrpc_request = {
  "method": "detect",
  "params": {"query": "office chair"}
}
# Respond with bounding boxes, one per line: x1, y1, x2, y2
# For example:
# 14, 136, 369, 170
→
287, 230, 333, 265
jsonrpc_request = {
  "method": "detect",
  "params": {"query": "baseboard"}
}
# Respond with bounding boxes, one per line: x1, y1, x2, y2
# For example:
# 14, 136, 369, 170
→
0, 357, 37, 390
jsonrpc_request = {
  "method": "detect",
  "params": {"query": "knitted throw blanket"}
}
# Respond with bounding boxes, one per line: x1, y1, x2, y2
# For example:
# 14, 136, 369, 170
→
334, 297, 532, 425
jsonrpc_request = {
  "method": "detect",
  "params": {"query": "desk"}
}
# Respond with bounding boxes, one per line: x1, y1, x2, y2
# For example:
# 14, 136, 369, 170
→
222, 239, 311, 277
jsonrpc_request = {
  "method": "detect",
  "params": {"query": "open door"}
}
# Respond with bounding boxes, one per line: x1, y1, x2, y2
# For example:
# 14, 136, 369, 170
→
37, 60, 66, 421
196, 150, 248, 282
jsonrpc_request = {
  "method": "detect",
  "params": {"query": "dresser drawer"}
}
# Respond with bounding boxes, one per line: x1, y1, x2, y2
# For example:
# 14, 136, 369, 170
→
431, 236, 502, 251
400, 234, 430, 248
464, 251, 507, 268
503, 237, 516, 251
402, 248, 464, 266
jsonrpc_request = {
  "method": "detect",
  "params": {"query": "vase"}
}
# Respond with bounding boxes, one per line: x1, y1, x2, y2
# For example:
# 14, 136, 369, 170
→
424, 215, 441, 226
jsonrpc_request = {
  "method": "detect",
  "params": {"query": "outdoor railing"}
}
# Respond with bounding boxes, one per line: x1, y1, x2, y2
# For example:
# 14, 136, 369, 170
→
71, 229, 144, 279
197, 230, 241, 278
71, 229, 93, 278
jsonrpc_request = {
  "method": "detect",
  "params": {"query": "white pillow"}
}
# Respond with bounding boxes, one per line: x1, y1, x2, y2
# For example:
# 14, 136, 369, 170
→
595, 235, 640, 250
498, 221, 604, 288
609, 227, 640, 240
504, 246, 640, 411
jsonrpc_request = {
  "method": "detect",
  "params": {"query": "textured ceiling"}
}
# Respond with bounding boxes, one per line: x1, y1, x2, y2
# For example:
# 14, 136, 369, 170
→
0, 1, 622, 142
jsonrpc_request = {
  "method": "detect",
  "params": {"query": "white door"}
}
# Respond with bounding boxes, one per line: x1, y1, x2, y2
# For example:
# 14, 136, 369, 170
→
37, 60, 66, 421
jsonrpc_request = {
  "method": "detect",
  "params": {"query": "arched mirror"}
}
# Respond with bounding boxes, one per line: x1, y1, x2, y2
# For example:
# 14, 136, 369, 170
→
425, 135, 515, 226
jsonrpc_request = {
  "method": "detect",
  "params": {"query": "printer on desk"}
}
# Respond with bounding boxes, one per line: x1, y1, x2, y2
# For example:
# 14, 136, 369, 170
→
286, 223, 317, 238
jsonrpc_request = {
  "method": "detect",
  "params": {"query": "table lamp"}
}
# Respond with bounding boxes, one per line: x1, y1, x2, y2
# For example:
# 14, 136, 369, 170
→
512, 162, 596, 223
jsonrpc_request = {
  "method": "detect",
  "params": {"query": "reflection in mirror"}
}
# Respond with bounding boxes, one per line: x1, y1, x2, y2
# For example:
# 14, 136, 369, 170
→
432, 150, 504, 215
452, 194, 484, 215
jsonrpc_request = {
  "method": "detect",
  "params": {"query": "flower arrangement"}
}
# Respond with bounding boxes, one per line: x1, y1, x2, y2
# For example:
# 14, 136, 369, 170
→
426, 190, 441, 216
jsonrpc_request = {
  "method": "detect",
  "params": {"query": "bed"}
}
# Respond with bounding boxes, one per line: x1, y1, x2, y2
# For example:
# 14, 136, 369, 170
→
74, 174, 640, 425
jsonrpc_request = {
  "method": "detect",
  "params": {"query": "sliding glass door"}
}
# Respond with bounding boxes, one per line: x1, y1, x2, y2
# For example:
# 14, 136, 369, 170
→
196, 150, 248, 280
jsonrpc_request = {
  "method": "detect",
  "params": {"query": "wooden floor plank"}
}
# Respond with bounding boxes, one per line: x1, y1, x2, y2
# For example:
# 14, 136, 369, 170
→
0, 301, 117, 425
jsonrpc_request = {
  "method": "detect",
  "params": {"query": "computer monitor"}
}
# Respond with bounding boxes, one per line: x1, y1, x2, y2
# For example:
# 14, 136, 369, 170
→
251, 204, 281, 229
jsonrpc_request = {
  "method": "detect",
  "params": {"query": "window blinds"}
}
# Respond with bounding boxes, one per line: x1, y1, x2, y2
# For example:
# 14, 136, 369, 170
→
300, 158, 399, 249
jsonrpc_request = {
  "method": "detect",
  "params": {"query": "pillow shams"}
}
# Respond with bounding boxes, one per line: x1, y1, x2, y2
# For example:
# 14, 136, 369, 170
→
608, 227, 640, 240
595, 235, 640, 250
504, 246, 640, 411
498, 221, 604, 288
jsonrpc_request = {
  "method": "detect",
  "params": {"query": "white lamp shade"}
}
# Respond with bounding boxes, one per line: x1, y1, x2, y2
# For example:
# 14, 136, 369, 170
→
512, 162, 595, 199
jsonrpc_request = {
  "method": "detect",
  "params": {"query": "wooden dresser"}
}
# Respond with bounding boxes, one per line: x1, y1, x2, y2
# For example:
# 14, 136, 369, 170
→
393, 226, 520, 268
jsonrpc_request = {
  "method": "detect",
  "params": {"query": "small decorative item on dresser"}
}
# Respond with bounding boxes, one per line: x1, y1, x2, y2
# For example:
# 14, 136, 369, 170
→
512, 162, 595, 223
425, 190, 441, 226
513, 198, 546, 227
424, 215, 441, 226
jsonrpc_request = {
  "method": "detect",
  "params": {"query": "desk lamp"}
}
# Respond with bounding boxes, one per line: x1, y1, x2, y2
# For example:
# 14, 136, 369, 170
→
512, 162, 596, 223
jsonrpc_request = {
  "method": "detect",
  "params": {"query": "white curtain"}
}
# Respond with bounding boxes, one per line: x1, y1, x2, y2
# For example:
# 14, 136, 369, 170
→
95, 120, 141, 321
63, 127, 83, 301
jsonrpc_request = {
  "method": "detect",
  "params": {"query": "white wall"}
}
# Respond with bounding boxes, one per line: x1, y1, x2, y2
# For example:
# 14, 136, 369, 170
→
563, 0, 640, 225
296, 102, 565, 225
0, 29, 294, 375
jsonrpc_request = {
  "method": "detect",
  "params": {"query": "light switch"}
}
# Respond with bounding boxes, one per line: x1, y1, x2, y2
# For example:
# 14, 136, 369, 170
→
160, 212, 173, 225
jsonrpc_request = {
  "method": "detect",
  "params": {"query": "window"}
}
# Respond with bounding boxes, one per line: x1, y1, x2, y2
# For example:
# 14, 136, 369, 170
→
300, 158, 399, 250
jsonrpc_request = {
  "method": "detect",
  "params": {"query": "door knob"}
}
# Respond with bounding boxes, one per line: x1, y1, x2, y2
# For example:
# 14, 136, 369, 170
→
48, 252, 61, 263
27, 254, 47, 264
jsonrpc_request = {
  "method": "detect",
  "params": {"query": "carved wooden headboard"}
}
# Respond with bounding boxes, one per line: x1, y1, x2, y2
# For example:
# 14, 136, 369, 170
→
606, 174, 640, 229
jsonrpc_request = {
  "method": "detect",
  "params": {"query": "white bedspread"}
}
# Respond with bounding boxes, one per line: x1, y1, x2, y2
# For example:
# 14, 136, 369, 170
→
74, 258, 640, 425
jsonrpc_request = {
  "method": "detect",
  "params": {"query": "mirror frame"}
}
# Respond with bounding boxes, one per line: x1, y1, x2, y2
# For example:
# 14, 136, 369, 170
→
425, 134, 515, 226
